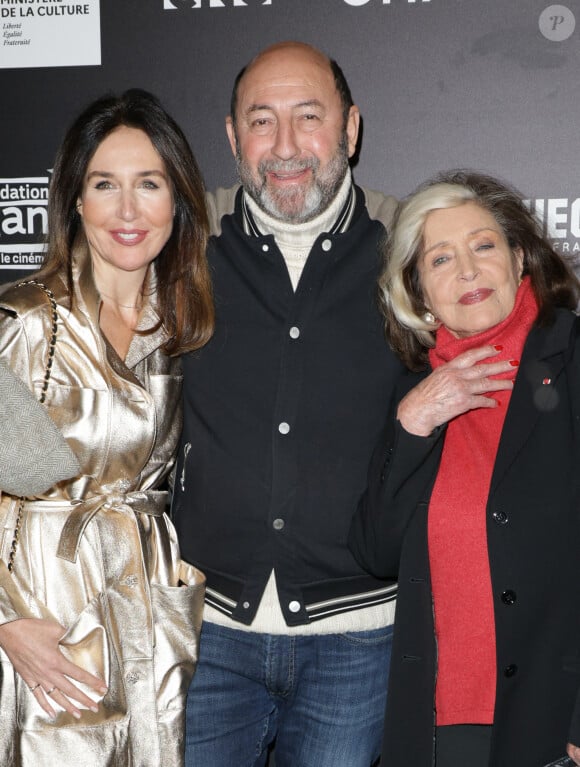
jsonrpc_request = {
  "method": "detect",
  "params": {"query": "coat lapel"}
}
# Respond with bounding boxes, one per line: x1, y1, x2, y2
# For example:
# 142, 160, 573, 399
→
489, 310, 575, 497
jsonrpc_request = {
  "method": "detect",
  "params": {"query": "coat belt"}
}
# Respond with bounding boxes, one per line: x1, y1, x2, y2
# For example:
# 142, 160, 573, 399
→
24, 491, 167, 563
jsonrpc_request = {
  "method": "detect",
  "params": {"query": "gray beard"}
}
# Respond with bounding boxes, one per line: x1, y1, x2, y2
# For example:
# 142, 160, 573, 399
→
236, 134, 350, 224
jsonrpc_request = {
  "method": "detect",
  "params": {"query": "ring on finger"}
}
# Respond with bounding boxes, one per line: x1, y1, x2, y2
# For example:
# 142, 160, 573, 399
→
45, 686, 58, 695
28, 682, 41, 692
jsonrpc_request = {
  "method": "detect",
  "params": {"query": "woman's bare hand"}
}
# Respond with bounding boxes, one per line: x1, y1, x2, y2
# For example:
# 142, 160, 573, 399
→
0, 617, 108, 719
397, 345, 517, 437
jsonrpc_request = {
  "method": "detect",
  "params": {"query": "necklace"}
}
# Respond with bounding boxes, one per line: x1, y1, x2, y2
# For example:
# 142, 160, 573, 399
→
98, 290, 143, 310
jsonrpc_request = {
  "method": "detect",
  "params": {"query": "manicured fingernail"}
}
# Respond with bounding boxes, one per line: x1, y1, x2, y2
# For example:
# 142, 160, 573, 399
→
73, 711, 81, 720
91, 705, 99, 713
494, 345, 503, 351
509, 359, 519, 367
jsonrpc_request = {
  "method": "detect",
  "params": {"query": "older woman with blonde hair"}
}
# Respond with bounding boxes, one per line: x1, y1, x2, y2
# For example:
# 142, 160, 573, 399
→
350, 170, 580, 767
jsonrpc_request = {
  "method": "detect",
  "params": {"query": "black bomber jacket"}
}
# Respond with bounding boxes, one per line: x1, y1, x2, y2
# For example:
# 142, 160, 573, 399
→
172, 184, 403, 626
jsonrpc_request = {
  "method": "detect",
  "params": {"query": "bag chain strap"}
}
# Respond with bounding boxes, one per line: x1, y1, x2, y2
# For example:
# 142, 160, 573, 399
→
7, 280, 58, 574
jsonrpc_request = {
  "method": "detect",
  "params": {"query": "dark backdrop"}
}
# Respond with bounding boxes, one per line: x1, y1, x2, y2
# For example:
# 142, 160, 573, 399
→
1, 0, 579, 281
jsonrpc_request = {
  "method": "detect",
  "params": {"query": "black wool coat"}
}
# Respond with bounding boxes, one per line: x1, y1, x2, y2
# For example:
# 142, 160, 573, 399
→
349, 309, 580, 767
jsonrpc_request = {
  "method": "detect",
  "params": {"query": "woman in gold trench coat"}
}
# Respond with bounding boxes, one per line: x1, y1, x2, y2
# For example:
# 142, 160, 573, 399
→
0, 90, 214, 766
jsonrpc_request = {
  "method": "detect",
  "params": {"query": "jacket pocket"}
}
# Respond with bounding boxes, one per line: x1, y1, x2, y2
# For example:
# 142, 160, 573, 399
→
151, 560, 205, 712
19, 714, 130, 766
56, 592, 126, 726
11, 592, 127, 732
57, 591, 110, 704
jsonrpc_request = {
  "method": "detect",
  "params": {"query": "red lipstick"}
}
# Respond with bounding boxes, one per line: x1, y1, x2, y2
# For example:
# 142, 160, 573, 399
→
458, 288, 493, 305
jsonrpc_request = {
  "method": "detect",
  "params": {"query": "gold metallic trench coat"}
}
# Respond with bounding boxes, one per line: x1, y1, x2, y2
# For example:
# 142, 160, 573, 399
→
0, 248, 205, 766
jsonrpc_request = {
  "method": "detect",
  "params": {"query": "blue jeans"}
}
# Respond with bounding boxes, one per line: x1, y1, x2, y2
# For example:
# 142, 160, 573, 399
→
185, 620, 392, 767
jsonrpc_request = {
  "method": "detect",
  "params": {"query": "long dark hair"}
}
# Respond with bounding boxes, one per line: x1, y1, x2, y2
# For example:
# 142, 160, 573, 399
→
38, 88, 214, 355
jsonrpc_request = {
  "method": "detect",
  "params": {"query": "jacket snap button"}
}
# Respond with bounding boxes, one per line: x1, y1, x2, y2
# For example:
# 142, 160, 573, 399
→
501, 590, 517, 605
504, 664, 518, 677
492, 510, 508, 525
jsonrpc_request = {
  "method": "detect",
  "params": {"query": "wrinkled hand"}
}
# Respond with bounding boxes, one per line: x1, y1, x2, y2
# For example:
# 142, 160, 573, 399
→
568, 743, 580, 765
397, 345, 517, 437
0, 617, 108, 719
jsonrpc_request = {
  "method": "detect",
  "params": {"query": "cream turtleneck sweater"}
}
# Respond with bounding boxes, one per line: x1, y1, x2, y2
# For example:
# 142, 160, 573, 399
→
244, 170, 352, 290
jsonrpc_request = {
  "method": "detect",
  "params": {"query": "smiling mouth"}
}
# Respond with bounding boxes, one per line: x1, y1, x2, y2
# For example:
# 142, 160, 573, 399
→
267, 168, 311, 183
111, 230, 147, 245
458, 288, 494, 305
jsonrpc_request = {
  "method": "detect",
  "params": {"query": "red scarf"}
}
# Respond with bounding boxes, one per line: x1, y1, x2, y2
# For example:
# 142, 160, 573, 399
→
427, 277, 537, 725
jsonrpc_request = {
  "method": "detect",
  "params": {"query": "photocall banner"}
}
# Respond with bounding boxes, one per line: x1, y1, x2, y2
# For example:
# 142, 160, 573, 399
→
0, 0, 100, 70
0, 0, 578, 282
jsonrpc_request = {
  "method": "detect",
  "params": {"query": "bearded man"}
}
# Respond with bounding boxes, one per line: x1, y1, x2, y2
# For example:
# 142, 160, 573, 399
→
172, 41, 403, 767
